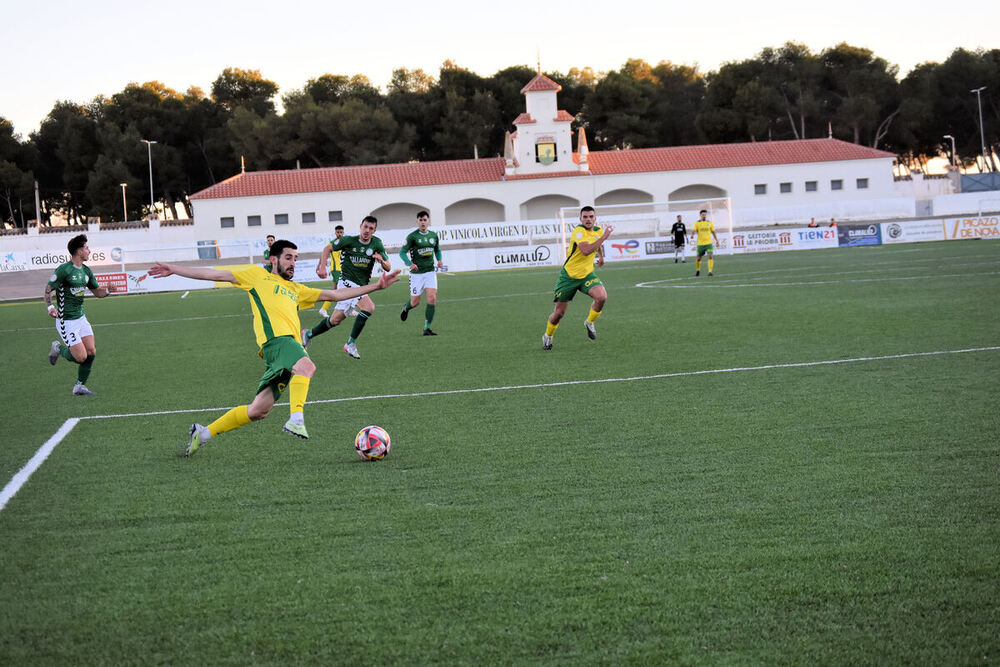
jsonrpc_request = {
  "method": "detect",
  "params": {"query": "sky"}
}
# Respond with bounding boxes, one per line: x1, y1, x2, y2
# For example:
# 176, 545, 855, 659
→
2, 0, 997, 138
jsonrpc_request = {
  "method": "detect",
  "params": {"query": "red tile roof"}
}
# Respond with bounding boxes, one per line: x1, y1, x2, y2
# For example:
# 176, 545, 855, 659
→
512, 113, 535, 125
506, 170, 588, 181
190, 139, 894, 199
520, 73, 562, 94
554, 110, 575, 122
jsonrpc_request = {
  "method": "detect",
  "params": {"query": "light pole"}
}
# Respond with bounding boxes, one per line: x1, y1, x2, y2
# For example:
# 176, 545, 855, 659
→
943, 134, 957, 166
140, 139, 157, 211
970, 86, 988, 172
120, 182, 128, 222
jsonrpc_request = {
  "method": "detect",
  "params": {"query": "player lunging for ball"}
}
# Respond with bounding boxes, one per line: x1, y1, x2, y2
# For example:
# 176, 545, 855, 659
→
147, 240, 400, 456
399, 210, 443, 335
45, 234, 110, 395
304, 216, 391, 359
542, 206, 613, 350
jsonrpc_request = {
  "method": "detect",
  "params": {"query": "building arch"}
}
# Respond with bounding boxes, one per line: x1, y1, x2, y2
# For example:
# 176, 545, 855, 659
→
444, 198, 505, 225
369, 202, 429, 230
595, 188, 655, 214
520, 194, 579, 221
667, 184, 728, 211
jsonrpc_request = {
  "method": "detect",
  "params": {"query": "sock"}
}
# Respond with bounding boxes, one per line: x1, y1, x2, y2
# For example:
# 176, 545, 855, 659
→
424, 304, 435, 329
319, 301, 332, 311
77, 354, 94, 384
207, 405, 252, 438
708, 258, 714, 272
403, 301, 414, 312
60, 344, 75, 362
310, 316, 335, 338
545, 320, 559, 337
587, 308, 602, 323
348, 309, 371, 342
696, 258, 702, 271
288, 375, 310, 417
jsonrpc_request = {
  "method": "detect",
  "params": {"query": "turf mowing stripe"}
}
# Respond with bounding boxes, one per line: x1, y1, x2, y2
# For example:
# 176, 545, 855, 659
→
0, 313, 246, 334
636, 270, 1000, 288
77, 345, 1000, 419
0, 418, 79, 512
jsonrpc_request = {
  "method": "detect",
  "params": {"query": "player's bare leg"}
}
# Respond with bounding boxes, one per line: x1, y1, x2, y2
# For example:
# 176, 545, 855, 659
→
584, 286, 607, 340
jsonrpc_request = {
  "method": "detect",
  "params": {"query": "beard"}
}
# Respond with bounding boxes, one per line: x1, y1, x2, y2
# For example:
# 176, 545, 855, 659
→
277, 262, 295, 280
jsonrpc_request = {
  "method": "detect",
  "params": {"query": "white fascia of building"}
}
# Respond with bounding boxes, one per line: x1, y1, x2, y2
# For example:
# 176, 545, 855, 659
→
190, 72, 901, 237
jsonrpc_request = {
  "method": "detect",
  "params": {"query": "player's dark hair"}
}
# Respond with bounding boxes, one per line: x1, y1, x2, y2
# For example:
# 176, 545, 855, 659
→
266, 234, 275, 241
362, 215, 378, 228
700, 209, 707, 214
580, 206, 596, 214
334, 225, 344, 232
68, 234, 87, 256
417, 210, 429, 219
269, 239, 297, 259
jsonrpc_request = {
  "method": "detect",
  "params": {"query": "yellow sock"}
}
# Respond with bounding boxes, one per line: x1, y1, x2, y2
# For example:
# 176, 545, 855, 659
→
587, 307, 602, 323
545, 320, 559, 337
708, 258, 714, 273
208, 405, 252, 437
696, 258, 702, 271
320, 301, 332, 311
289, 375, 310, 415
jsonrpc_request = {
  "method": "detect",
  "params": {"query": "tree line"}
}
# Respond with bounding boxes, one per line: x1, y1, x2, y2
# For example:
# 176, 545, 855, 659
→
1, 43, 997, 227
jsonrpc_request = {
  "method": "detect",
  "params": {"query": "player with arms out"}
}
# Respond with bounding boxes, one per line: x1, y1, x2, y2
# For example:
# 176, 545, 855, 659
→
399, 210, 444, 335
694, 209, 719, 277
542, 206, 613, 350
317, 225, 345, 317
671, 215, 687, 263
147, 240, 400, 456
45, 234, 110, 395
304, 215, 392, 359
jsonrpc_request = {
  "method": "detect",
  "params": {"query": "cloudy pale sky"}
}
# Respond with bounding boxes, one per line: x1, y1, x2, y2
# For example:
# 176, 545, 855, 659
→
2, 0, 996, 137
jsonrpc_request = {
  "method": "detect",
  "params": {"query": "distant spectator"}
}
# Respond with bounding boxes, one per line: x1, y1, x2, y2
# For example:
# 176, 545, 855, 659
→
829, 218, 837, 227
807, 217, 819, 228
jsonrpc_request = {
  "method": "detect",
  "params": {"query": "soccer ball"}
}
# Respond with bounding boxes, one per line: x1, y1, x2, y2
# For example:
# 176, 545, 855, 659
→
355, 425, 391, 460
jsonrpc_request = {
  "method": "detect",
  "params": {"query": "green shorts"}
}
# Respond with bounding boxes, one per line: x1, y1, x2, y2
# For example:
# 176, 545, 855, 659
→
553, 269, 603, 302
697, 244, 714, 257
256, 336, 309, 400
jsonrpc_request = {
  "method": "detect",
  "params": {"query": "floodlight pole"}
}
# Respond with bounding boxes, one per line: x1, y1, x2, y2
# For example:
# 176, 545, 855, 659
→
120, 183, 128, 222
141, 139, 157, 210
943, 135, 957, 167
970, 87, 988, 172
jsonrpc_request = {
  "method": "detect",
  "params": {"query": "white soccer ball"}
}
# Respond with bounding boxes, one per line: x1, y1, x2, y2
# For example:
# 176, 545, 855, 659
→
355, 425, 391, 460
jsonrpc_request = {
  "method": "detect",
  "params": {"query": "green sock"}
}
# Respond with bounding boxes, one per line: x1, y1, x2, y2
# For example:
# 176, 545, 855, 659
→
403, 301, 414, 312
77, 354, 94, 384
310, 316, 334, 338
424, 304, 436, 329
60, 344, 75, 362
349, 310, 371, 341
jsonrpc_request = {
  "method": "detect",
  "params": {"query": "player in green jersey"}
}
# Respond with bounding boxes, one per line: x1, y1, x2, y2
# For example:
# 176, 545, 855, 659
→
147, 240, 400, 455
304, 215, 392, 359
262, 234, 276, 272
399, 210, 444, 335
44, 234, 110, 395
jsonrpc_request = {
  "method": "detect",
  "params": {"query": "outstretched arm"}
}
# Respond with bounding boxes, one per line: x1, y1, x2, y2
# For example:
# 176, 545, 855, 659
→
148, 262, 236, 283
317, 270, 401, 302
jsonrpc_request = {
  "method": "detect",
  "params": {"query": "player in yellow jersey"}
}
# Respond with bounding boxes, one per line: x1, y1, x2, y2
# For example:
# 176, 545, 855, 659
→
693, 209, 719, 277
318, 225, 345, 317
542, 206, 614, 350
147, 240, 400, 456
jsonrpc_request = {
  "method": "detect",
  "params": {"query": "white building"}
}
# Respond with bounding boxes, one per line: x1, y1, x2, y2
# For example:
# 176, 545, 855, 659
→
180, 73, 922, 236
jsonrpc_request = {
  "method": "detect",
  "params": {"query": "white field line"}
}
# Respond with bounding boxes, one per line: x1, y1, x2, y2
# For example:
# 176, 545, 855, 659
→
0, 418, 79, 511
636, 270, 1000, 289
3, 345, 998, 513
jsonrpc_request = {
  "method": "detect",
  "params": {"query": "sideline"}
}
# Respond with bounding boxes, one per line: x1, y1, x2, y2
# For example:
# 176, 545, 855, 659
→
3, 345, 998, 513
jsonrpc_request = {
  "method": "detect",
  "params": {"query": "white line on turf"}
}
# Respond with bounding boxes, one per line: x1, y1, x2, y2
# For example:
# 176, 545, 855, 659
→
0, 418, 79, 512
3, 345, 998, 513
636, 270, 1000, 289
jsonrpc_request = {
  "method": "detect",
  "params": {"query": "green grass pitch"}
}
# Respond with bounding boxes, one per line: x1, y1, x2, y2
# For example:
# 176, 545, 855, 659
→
1, 240, 998, 664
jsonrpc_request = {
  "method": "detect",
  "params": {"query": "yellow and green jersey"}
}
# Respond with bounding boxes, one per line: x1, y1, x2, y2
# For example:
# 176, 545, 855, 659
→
694, 219, 715, 245
331, 248, 342, 272
562, 224, 603, 279
229, 265, 321, 349
48, 261, 98, 320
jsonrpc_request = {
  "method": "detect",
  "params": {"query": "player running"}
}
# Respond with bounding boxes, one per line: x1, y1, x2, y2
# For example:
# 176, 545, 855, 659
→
45, 234, 110, 395
317, 225, 345, 317
693, 209, 719, 276
303, 215, 391, 359
542, 206, 613, 350
399, 210, 443, 336
147, 240, 400, 455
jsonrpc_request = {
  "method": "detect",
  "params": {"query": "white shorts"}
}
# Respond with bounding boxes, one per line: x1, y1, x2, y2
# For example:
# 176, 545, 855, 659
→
409, 271, 438, 297
57, 315, 94, 347
334, 279, 364, 312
